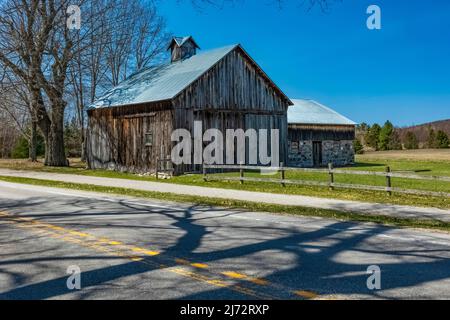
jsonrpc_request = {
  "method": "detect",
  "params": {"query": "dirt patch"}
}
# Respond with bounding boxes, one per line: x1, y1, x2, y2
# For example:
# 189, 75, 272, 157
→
0, 158, 85, 170
359, 149, 450, 162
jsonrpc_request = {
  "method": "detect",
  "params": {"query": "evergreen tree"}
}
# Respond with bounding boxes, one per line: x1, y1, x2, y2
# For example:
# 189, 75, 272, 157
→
11, 137, 29, 159
11, 132, 45, 159
353, 139, 364, 154
365, 123, 381, 150
358, 123, 369, 132
388, 130, 403, 150
435, 130, 449, 149
404, 131, 419, 150
427, 126, 436, 148
64, 119, 83, 158
378, 121, 394, 151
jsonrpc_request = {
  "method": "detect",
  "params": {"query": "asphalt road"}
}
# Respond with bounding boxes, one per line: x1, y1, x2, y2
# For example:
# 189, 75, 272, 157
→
1, 181, 450, 300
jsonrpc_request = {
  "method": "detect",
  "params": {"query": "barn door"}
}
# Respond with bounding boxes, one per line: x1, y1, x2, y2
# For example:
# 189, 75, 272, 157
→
312, 141, 322, 167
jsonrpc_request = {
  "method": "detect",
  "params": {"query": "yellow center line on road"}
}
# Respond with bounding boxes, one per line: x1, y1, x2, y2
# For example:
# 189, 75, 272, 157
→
168, 267, 272, 300
0, 210, 276, 300
190, 263, 209, 269
221, 271, 269, 287
249, 278, 270, 286
175, 258, 209, 269
222, 271, 247, 279
69, 231, 89, 237
131, 247, 160, 256
1, 209, 327, 300
294, 290, 319, 300
109, 241, 123, 246
131, 257, 144, 262
16, 217, 33, 221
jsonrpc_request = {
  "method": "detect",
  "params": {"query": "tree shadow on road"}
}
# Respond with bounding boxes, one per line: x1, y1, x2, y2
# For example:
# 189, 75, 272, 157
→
0, 196, 450, 300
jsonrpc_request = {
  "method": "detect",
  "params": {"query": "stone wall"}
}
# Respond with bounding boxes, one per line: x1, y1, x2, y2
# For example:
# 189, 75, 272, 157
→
322, 140, 354, 167
288, 140, 313, 167
288, 139, 354, 167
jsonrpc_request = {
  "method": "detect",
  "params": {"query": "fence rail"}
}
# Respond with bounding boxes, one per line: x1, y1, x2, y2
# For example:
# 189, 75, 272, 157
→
202, 163, 450, 198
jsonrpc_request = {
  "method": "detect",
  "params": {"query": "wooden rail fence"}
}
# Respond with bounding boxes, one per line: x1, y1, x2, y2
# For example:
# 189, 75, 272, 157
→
202, 163, 450, 198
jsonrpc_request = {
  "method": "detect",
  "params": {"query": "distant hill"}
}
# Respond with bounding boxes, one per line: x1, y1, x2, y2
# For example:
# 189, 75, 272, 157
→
397, 119, 450, 145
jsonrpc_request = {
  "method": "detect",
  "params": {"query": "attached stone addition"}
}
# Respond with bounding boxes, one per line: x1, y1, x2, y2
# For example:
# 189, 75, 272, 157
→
288, 140, 313, 167
287, 99, 357, 168
288, 140, 354, 167
322, 140, 354, 167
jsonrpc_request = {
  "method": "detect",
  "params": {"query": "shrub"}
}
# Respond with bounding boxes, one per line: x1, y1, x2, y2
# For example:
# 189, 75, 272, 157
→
435, 130, 449, 149
353, 139, 364, 154
404, 131, 419, 150
11, 134, 45, 159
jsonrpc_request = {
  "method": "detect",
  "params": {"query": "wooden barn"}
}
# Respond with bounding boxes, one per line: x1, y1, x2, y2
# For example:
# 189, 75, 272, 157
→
287, 99, 356, 167
86, 36, 292, 175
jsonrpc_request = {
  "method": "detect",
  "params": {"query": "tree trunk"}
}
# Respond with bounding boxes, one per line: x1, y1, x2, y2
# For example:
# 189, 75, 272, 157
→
81, 141, 86, 162
44, 102, 68, 167
44, 130, 67, 166
29, 86, 53, 165
29, 120, 37, 162
45, 130, 67, 166
80, 126, 87, 162
85, 125, 92, 169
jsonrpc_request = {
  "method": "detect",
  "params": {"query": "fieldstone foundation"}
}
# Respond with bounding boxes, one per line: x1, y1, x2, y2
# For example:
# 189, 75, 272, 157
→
288, 140, 313, 167
288, 140, 354, 167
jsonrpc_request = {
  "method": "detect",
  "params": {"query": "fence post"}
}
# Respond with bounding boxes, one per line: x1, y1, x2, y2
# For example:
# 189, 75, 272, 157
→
203, 162, 207, 182
328, 162, 334, 191
280, 162, 286, 187
240, 162, 244, 185
167, 155, 173, 176
164, 156, 168, 174
155, 157, 159, 180
386, 166, 392, 196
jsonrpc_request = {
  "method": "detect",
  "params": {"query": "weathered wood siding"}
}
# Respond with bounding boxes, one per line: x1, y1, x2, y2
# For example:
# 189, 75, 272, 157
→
87, 102, 174, 173
173, 48, 288, 112
172, 47, 290, 173
171, 40, 197, 62
288, 124, 356, 141
87, 46, 291, 175
288, 124, 356, 167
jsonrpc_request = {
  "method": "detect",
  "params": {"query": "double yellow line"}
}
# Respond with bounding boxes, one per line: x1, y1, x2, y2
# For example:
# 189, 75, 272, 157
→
0, 210, 322, 300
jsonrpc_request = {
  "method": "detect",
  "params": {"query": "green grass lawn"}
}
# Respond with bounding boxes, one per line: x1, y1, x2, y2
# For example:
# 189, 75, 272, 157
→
0, 156, 449, 209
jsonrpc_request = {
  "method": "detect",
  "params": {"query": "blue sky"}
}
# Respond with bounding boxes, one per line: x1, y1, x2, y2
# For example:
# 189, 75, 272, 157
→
159, 0, 450, 126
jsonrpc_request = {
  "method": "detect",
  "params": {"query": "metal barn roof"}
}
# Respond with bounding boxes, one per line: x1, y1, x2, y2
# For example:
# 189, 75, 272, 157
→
89, 44, 238, 109
288, 99, 356, 126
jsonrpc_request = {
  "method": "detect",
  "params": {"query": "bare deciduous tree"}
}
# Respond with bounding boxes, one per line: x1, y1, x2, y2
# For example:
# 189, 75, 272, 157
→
67, 0, 169, 160
0, 0, 169, 165
188, 0, 339, 11
0, 69, 32, 158
0, 0, 74, 166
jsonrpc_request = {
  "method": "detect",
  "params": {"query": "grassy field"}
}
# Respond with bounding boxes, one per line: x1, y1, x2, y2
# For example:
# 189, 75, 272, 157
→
0, 150, 449, 209
359, 149, 450, 162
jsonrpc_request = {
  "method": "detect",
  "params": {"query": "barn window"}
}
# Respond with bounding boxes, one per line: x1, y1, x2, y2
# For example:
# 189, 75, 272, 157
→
145, 132, 153, 147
